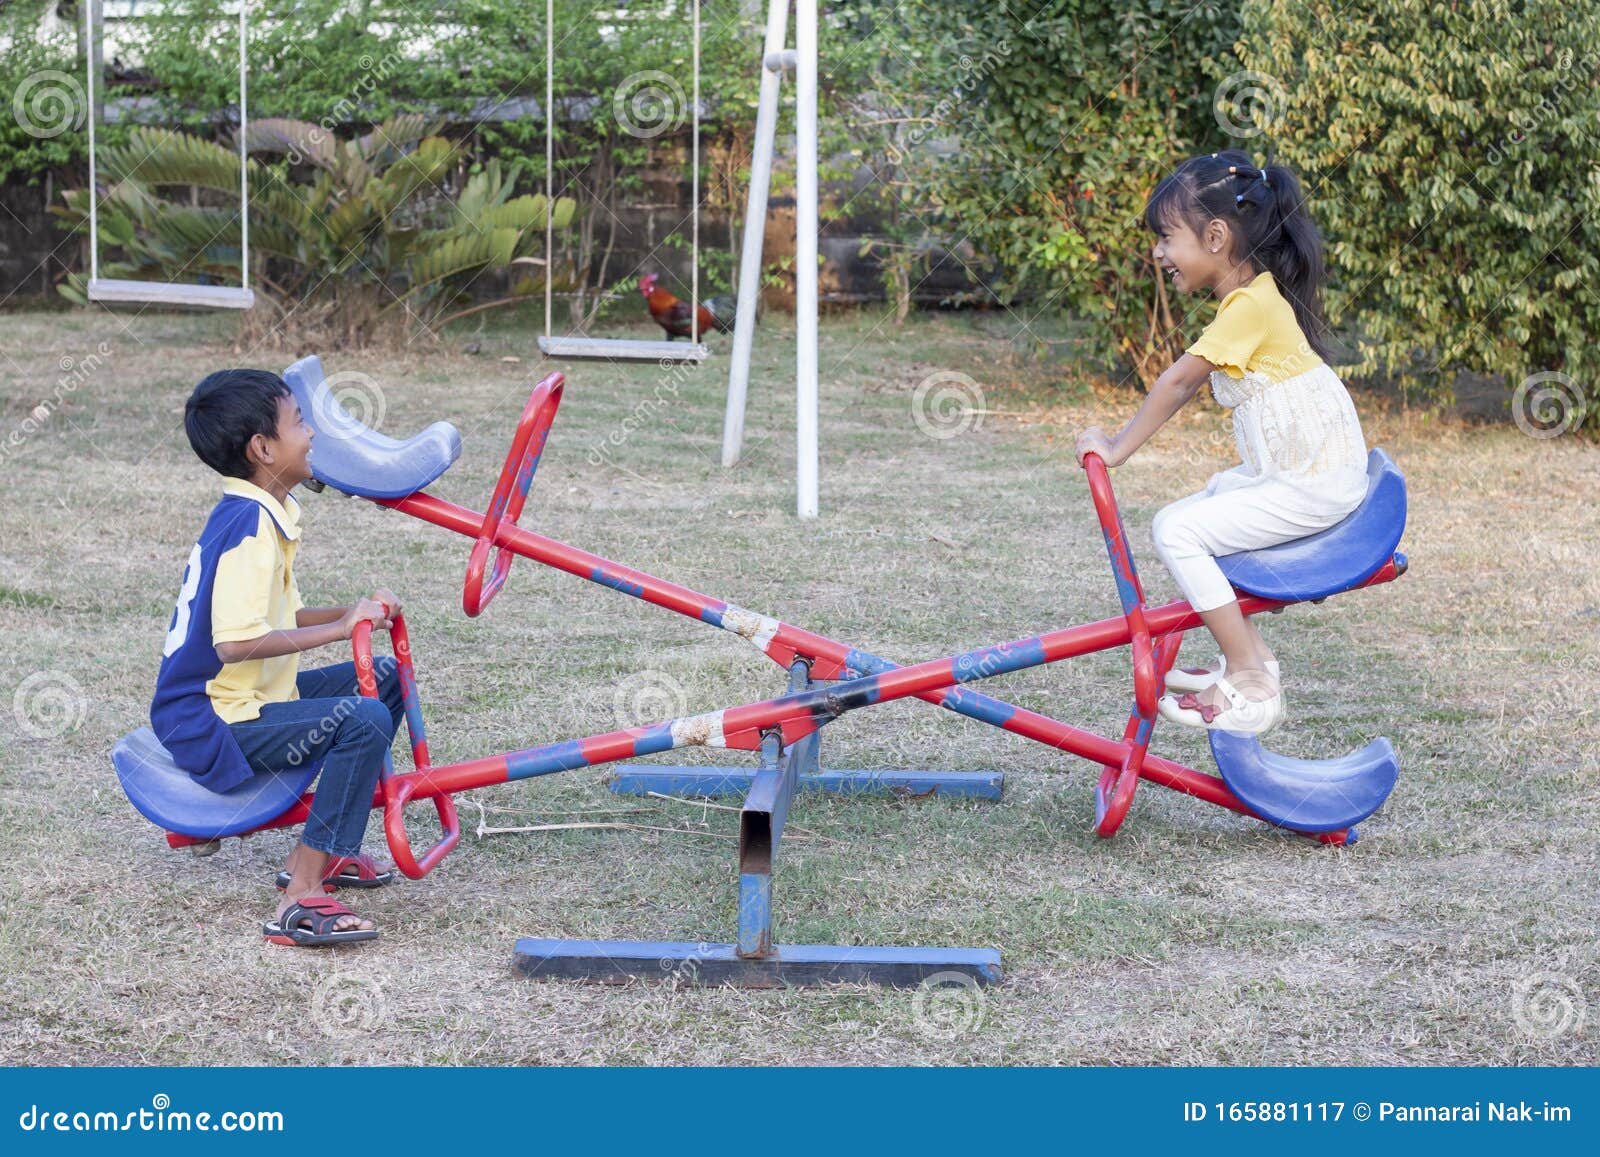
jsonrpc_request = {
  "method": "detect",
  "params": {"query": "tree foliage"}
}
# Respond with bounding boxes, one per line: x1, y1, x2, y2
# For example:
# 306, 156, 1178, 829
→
1238, 0, 1600, 416
859, 0, 1241, 385
1, 1, 88, 185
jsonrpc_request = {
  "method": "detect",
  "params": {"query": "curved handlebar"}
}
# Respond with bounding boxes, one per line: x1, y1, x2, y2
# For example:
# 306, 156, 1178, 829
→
382, 777, 461, 880
1081, 452, 1159, 721
351, 609, 461, 880
463, 372, 566, 617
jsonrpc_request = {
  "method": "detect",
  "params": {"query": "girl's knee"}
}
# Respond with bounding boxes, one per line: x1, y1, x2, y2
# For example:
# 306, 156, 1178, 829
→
1152, 505, 1202, 559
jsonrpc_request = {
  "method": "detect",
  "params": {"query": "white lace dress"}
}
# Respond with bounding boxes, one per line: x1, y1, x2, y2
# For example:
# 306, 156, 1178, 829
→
1203, 362, 1369, 511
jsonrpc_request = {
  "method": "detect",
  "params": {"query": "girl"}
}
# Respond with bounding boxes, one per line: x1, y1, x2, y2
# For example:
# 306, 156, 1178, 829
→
1074, 150, 1369, 735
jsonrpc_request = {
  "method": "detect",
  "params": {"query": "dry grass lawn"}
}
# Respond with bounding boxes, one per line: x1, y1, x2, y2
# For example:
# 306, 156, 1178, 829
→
0, 305, 1596, 1065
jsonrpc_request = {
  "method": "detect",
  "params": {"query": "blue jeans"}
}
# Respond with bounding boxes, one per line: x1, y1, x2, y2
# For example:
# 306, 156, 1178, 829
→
228, 658, 405, 857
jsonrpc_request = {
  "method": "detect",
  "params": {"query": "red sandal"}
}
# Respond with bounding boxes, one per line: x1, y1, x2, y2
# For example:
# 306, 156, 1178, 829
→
275, 852, 395, 893
262, 896, 379, 947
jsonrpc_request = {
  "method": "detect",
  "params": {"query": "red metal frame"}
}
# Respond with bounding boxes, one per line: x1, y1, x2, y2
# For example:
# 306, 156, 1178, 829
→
159, 373, 1405, 873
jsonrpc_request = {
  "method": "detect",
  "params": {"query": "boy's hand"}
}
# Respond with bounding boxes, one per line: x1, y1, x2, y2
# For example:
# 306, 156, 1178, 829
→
370, 588, 402, 618
342, 597, 393, 639
1074, 427, 1124, 468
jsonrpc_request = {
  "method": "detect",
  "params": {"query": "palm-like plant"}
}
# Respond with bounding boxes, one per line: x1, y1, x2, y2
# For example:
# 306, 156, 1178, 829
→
56, 116, 576, 347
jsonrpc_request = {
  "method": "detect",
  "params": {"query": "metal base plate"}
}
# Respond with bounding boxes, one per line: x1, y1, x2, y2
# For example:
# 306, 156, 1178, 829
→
513, 938, 1001, 987
608, 766, 1004, 800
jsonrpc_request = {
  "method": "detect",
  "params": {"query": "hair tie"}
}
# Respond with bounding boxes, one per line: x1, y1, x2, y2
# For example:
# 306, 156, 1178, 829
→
1234, 168, 1273, 206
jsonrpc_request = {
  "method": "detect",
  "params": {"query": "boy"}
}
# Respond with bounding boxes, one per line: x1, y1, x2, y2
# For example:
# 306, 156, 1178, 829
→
150, 368, 404, 946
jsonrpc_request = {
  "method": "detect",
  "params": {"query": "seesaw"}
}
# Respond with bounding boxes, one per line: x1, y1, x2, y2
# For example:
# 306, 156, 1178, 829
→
111, 355, 1408, 986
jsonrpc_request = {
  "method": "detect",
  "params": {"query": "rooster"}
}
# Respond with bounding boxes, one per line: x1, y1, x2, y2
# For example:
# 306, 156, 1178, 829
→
640, 273, 737, 340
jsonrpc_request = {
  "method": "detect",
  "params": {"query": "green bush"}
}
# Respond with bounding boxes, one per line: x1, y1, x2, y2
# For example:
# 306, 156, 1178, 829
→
0, 0, 85, 185
1237, 0, 1600, 424
865, 0, 1242, 386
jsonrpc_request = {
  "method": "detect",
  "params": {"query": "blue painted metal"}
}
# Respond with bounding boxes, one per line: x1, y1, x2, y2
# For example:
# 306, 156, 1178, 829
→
1208, 730, 1399, 833
588, 566, 646, 598
791, 719, 822, 776
502, 737, 592, 781
1217, 450, 1406, 602
112, 727, 320, 839
284, 356, 462, 498
608, 767, 1005, 800
736, 873, 773, 958
952, 636, 1048, 684
736, 727, 786, 958
512, 939, 1002, 987
941, 685, 1018, 728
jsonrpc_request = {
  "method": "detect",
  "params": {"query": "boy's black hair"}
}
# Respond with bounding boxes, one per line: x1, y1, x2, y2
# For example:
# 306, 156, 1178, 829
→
1145, 149, 1333, 361
184, 369, 291, 479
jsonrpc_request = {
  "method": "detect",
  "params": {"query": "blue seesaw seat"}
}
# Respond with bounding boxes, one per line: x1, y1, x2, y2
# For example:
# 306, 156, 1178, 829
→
283, 355, 463, 499
1217, 449, 1407, 602
112, 728, 320, 839
1204, 448, 1408, 837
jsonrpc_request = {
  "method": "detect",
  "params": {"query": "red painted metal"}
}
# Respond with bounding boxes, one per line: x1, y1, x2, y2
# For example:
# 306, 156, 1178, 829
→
353, 612, 461, 878
463, 373, 564, 617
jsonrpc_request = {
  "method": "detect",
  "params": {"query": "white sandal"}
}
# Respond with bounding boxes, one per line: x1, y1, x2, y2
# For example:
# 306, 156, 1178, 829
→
1164, 656, 1280, 694
1157, 674, 1283, 734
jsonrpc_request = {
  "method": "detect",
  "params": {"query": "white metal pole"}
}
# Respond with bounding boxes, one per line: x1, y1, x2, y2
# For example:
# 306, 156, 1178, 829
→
795, 0, 819, 518
544, 0, 554, 340
238, 2, 249, 294
691, 0, 700, 345
721, 0, 791, 468
83, 0, 99, 284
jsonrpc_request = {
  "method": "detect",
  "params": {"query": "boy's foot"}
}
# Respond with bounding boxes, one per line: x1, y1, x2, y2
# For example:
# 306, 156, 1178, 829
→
1157, 671, 1282, 734
263, 895, 379, 947
275, 851, 396, 893
1165, 656, 1280, 694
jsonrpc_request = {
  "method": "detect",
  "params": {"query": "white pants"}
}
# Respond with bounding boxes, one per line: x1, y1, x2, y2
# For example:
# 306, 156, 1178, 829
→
1151, 466, 1366, 612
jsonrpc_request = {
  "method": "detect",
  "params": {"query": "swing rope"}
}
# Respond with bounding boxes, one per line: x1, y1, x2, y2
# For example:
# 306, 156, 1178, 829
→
82, 0, 253, 308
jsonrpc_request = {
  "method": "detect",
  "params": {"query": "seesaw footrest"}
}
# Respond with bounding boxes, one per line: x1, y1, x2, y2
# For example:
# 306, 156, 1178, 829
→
1209, 730, 1399, 834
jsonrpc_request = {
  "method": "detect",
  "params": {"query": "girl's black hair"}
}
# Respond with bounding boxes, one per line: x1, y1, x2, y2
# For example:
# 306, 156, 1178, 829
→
1145, 149, 1332, 360
184, 369, 291, 479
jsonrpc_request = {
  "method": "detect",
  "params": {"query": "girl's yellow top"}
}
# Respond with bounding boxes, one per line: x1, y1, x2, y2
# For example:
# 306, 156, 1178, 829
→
1187, 270, 1321, 383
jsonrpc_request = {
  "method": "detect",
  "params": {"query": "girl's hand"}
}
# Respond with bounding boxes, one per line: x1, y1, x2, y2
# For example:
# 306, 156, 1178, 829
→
1075, 427, 1124, 468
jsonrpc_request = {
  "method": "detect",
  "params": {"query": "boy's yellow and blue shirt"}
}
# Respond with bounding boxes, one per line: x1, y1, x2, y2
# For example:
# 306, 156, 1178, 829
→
150, 479, 305, 792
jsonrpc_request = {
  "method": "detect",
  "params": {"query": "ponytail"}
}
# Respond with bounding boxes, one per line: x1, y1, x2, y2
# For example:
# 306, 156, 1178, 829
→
1145, 150, 1333, 361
